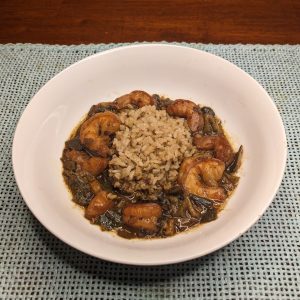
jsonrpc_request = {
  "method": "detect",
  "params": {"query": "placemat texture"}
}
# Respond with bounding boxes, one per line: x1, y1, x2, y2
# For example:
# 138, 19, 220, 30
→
0, 43, 299, 300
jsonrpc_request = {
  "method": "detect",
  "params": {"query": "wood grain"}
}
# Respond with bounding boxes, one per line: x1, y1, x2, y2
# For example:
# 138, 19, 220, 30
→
0, 0, 299, 44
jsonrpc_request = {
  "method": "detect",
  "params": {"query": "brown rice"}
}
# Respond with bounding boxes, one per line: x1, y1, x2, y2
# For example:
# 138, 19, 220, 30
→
109, 105, 196, 199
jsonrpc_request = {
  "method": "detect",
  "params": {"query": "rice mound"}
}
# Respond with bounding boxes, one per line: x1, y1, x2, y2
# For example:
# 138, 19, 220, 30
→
109, 105, 196, 199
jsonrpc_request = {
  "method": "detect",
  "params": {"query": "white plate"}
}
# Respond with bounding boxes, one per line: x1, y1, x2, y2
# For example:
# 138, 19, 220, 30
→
12, 44, 287, 265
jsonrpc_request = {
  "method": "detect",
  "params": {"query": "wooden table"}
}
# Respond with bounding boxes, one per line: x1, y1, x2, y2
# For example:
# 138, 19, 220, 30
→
0, 0, 299, 44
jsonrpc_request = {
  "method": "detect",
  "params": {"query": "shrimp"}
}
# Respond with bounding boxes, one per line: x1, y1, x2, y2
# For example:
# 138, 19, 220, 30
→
85, 190, 112, 222
177, 156, 197, 185
178, 157, 226, 201
193, 134, 233, 165
166, 99, 204, 132
80, 111, 121, 157
114, 90, 154, 109
65, 149, 108, 176
122, 203, 162, 232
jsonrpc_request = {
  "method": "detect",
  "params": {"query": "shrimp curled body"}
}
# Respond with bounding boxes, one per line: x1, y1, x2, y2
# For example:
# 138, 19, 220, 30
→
178, 157, 226, 201
65, 149, 108, 176
80, 111, 121, 157
166, 99, 204, 132
114, 90, 154, 109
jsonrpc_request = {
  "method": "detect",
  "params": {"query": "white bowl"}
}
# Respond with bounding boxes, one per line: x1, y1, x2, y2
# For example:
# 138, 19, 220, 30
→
12, 44, 287, 265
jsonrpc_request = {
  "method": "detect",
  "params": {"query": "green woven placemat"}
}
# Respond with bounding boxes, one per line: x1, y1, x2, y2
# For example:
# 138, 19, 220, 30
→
0, 43, 299, 299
